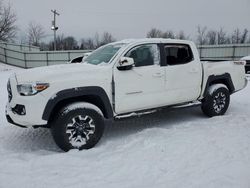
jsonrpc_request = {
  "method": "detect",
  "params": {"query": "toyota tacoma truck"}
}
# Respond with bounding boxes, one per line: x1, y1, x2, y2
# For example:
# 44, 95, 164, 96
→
6, 38, 247, 151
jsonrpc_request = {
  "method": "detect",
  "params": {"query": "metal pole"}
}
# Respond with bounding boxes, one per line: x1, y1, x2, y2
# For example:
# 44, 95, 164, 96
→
51, 9, 59, 51
53, 12, 56, 51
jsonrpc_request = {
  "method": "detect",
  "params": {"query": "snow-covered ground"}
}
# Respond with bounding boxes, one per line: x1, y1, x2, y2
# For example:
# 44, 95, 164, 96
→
0, 63, 250, 188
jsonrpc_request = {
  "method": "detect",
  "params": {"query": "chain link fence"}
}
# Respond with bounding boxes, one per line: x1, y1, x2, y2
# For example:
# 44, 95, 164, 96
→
1, 42, 250, 68
198, 44, 250, 60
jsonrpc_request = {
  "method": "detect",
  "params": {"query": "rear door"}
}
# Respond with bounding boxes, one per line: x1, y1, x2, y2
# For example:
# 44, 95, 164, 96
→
163, 44, 202, 104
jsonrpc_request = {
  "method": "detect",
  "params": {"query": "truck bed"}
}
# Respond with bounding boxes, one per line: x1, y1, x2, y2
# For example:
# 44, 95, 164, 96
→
200, 60, 247, 98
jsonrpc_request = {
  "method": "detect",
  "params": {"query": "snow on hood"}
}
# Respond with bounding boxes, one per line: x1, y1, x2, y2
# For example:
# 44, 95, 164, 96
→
15, 63, 109, 83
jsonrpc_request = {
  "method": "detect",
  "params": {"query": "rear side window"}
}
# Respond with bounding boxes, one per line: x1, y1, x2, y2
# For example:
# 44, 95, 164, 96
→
164, 44, 193, 65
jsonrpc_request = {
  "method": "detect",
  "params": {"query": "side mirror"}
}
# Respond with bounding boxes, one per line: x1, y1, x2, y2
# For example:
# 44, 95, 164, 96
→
117, 57, 134, 71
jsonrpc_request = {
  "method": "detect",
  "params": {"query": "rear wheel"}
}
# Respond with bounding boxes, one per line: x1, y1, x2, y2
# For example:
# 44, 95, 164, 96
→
201, 84, 230, 117
51, 102, 105, 151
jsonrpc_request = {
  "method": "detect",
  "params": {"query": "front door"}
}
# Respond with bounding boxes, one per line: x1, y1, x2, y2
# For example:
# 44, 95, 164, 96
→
114, 44, 166, 114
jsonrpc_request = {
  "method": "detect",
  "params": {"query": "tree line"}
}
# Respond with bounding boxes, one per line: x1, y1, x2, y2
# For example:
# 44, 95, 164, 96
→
146, 26, 250, 45
39, 31, 116, 51
21, 22, 116, 50
28, 25, 250, 50
0, 0, 250, 51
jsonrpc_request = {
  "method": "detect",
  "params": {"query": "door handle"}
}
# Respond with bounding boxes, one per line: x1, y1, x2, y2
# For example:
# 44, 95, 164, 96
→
153, 72, 164, 77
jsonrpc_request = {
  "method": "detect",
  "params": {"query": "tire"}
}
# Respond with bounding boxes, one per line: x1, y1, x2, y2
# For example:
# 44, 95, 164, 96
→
201, 84, 230, 117
51, 102, 105, 152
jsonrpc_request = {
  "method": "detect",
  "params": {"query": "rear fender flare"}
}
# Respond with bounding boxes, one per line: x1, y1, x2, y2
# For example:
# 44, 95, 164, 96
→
203, 73, 235, 97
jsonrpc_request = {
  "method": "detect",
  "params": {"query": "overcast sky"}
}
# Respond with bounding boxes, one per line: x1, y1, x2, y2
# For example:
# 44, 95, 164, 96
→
8, 0, 250, 42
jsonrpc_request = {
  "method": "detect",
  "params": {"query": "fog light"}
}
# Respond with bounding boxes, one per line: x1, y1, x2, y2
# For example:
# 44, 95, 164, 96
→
12, 104, 26, 115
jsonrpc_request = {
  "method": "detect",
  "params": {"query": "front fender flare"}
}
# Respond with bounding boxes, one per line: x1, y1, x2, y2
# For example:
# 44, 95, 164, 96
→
42, 86, 113, 121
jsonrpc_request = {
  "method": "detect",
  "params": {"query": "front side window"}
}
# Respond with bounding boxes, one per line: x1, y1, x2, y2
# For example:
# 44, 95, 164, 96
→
125, 44, 160, 67
85, 43, 125, 65
165, 44, 193, 65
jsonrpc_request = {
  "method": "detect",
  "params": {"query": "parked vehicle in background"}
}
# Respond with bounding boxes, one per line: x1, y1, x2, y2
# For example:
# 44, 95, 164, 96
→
70, 52, 91, 63
6, 38, 247, 152
241, 55, 250, 73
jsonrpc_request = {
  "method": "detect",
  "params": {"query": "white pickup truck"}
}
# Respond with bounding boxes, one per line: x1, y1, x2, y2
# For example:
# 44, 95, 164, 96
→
6, 38, 247, 151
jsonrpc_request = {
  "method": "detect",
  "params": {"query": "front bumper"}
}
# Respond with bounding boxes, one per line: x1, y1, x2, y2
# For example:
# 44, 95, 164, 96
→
6, 114, 27, 128
5, 76, 48, 128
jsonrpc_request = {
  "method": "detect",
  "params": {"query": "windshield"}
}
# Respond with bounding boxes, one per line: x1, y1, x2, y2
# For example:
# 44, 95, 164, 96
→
84, 43, 126, 65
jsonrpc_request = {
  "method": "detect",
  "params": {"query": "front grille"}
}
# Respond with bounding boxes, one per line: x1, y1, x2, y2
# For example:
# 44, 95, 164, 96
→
7, 80, 12, 102
246, 60, 250, 65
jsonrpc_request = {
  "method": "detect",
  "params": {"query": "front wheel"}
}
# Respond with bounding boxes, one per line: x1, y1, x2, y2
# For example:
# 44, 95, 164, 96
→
201, 84, 230, 117
51, 102, 105, 152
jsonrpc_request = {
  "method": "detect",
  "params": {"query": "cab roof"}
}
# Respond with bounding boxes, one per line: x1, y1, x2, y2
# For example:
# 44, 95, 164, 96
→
113, 38, 193, 45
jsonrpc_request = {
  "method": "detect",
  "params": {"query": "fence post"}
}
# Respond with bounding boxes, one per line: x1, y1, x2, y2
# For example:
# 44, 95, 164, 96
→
232, 45, 236, 60
46, 52, 49, 66
199, 45, 202, 58
68, 51, 71, 62
3, 48, 7, 64
24, 52, 27, 68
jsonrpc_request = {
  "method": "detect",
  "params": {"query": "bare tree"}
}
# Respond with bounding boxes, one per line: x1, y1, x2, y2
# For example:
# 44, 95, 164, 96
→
79, 38, 87, 50
94, 32, 101, 48
79, 38, 95, 50
0, 0, 17, 41
230, 28, 248, 44
52, 35, 78, 50
146, 28, 162, 38
206, 30, 217, 45
27, 22, 45, 46
240, 29, 248, 44
196, 25, 207, 45
231, 28, 241, 44
100, 32, 115, 46
80, 35, 100, 50
85, 38, 95, 49
176, 30, 189, 40
147, 28, 190, 40
161, 30, 175, 39
63, 36, 78, 50
48, 34, 64, 50
217, 28, 228, 44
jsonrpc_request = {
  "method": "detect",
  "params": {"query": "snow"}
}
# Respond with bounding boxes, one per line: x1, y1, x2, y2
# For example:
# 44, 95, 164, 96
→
0, 63, 250, 188
62, 102, 103, 116
208, 83, 228, 95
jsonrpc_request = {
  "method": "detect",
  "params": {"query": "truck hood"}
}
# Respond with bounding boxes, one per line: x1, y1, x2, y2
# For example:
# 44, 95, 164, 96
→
15, 63, 110, 83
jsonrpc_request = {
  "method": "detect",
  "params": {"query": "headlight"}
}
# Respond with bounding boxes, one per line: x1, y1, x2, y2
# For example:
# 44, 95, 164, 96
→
17, 82, 49, 96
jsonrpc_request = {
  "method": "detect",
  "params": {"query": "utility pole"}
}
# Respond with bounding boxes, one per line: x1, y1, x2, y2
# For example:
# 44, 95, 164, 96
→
51, 9, 59, 51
